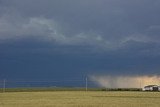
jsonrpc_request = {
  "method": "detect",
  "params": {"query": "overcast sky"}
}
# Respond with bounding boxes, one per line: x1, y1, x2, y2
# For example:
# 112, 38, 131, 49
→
0, 0, 160, 84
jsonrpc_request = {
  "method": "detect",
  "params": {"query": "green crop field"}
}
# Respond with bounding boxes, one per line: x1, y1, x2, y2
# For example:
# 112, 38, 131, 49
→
0, 91, 160, 107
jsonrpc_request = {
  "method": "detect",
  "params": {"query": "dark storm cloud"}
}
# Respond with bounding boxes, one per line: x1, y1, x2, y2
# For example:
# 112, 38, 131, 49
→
1, 0, 160, 48
0, 0, 160, 81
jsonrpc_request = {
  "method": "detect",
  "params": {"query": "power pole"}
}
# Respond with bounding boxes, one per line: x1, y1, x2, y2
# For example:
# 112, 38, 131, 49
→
3, 79, 6, 93
140, 78, 142, 89
85, 77, 88, 91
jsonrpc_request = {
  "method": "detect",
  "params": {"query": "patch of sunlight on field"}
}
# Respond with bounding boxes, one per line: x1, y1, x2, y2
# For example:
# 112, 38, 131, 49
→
0, 91, 160, 107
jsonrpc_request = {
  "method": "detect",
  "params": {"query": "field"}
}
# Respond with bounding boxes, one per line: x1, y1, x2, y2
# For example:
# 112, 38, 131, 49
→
0, 91, 160, 107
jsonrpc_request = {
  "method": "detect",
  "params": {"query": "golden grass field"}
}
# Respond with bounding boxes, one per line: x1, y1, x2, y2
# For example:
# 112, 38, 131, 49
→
0, 91, 160, 107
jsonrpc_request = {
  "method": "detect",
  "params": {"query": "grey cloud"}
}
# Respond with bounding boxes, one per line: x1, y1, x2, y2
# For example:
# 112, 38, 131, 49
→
0, 15, 56, 40
1, 0, 160, 82
0, 0, 160, 53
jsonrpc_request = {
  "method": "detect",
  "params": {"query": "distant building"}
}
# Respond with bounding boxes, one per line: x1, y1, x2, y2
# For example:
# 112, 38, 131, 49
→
143, 85, 160, 91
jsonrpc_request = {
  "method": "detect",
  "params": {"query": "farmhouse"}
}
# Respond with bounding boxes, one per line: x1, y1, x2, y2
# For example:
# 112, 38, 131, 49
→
143, 85, 160, 91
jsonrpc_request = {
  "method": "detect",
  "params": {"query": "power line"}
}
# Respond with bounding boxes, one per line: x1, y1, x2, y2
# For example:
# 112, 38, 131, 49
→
0, 78, 97, 89
5, 80, 85, 83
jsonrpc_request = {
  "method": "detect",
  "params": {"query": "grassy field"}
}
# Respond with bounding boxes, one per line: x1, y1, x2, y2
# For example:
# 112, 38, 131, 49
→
0, 91, 160, 107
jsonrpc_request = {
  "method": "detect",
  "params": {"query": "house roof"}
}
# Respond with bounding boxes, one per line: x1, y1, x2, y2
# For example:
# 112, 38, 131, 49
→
144, 85, 158, 88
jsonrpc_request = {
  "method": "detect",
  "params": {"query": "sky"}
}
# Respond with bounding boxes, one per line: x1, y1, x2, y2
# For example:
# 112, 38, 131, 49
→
0, 0, 160, 87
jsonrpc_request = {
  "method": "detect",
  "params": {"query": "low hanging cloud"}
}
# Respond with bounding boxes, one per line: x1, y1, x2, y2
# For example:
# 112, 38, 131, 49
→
0, 13, 58, 41
90, 75, 160, 88
0, 12, 123, 50
0, 12, 157, 52
1, 0, 160, 53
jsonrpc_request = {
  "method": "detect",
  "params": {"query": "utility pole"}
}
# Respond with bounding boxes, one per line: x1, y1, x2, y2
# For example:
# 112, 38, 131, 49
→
85, 77, 88, 91
3, 79, 6, 93
140, 78, 142, 89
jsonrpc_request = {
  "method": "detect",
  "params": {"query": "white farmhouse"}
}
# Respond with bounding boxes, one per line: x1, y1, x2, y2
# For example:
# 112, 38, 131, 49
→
143, 85, 159, 91
158, 86, 160, 91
